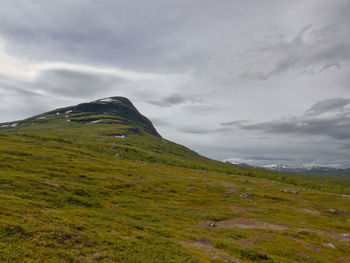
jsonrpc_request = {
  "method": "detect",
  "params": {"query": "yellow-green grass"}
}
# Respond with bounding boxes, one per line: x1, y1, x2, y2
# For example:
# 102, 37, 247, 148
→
3, 112, 350, 195
0, 108, 349, 262
0, 129, 349, 262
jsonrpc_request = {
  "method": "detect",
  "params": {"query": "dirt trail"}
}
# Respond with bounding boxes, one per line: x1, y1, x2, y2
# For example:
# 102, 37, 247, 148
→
198, 218, 350, 242
198, 218, 288, 230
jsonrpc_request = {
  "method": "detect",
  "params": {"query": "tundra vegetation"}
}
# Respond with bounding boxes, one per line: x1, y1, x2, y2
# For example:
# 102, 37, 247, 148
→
0, 98, 349, 262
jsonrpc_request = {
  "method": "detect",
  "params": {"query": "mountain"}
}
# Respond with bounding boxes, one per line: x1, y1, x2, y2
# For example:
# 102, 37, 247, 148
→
0, 96, 267, 171
2, 97, 160, 137
0, 97, 350, 262
263, 164, 350, 176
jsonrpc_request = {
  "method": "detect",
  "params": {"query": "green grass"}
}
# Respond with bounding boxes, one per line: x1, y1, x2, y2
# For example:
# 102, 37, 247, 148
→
0, 106, 349, 262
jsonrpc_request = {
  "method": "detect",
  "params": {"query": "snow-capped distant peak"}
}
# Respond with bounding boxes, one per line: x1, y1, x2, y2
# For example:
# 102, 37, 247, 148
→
261, 163, 350, 175
264, 164, 289, 169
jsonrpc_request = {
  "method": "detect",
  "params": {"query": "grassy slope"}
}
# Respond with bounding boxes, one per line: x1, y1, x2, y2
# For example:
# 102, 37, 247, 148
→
0, 111, 349, 262
5, 110, 349, 195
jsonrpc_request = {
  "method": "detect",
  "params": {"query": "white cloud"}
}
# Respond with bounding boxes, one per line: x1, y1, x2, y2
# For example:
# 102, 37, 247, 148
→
0, 41, 162, 81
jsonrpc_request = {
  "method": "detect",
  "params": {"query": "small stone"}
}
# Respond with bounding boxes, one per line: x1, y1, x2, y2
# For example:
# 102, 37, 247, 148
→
188, 187, 197, 192
324, 243, 336, 249
208, 222, 216, 227
241, 180, 248, 183
240, 193, 252, 198
341, 233, 350, 239
329, 209, 339, 215
281, 189, 298, 194
114, 153, 120, 157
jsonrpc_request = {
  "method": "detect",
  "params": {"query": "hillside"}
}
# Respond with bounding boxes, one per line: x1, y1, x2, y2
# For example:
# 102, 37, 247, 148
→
0, 97, 349, 262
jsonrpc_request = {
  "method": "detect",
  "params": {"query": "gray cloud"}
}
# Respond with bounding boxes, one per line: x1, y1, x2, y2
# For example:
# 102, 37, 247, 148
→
148, 94, 187, 107
221, 120, 250, 127
240, 18, 350, 80
305, 98, 350, 116
0, 77, 50, 122
0, 75, 41, 97
224, 98, 350, 140
149, 118, 169, 127
0, 0, 237, 73
178, 126, 216, 134
33, 69, 123, 98
245, 117, 350, 140
246, 156, 295, 162
184, 104, 223, 113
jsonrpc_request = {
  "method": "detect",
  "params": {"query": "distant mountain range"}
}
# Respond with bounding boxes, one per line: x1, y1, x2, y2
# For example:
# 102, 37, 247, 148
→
225, 161, 350, 176
262, 164, 350, 176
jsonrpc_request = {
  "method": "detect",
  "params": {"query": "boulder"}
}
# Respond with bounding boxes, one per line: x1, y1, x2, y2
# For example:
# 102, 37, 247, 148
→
329, 209, 339, 215
240, 193, 252, 198
208, 222, 216, 227
281, 189, 298, 194
324, 243, 336, 249
341, 233, 350, 239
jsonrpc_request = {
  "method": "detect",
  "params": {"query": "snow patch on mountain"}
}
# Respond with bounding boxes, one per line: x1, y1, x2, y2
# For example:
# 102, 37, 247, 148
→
90, 119, 102, 124
92, 98, 121, 104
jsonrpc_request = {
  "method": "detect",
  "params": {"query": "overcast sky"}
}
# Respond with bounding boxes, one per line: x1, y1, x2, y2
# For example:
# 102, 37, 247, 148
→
0, 0, 349, 168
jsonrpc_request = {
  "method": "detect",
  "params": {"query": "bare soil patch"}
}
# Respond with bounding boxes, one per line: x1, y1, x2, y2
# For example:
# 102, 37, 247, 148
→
198, 218, 288, 230
175, 238, 241, 263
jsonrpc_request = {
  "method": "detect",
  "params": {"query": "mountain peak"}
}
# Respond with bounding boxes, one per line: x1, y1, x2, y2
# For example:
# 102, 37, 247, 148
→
1, 96, 161, 137
58, 96, 160, 137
